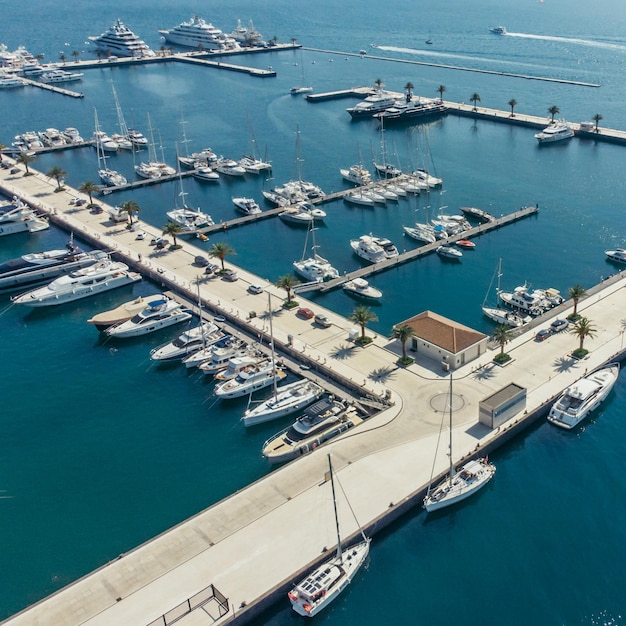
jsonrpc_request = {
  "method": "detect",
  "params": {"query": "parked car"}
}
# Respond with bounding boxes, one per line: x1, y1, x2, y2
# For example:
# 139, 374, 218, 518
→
297, 307, 315, 319
248, 284, 264, 294
222, 269, 238, 282
535, 329, 552, 342
314, 314, 332, 328
194, 255, 209, 267
550, 319, 569, 333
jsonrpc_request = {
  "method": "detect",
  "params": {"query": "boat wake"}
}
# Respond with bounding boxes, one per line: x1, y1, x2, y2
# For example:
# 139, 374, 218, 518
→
506, 32, 626, 53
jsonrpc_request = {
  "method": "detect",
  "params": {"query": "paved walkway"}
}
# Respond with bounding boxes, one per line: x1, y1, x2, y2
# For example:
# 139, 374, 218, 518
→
2, 162, 626, 626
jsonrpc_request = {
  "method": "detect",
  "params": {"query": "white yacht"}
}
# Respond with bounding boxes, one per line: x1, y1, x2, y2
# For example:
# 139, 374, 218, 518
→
39, 69, 83, 83
0, 75, 24, 88
346, 90, 399, 119
182, 337, 249, 370
343, 189, 377, 207
238, 155, 272, 174
436, 244, 463, 260
89, 19, 156, 58
87, 294, 168, 331
547, 364, 620, 430
499, 284, 550, 315
350, 235, 388, 264
212, 354, 264, 380
229, 19, 265, 47
262, 398, 362, 465
150, 321, 222, 362
11, 259, 141, 307
0, 201, 49, 236
106, 297, 192, 338
242, 379, 324, 427
126, 128, 148, 147
192, 166, 220, 182
0, 242, 106, 293
605, 248, 626, 263
482, 306, 531, 328
342, 277, 382, 300
62, 127, 84, 144
39, 128, 66, 147
232, 197, 261, 215
535, 122, 575, 144
279, 208, 315, 226
403, 223, 436, 244
340, 165, 372, 186
214, 360, 286, 399
214, 158, 246, 177
166, 207, 214, 234
159, 16, 239, 50
288, 454, 371, 618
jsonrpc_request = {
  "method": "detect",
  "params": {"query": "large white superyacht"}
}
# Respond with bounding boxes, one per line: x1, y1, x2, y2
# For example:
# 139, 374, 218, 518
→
159, 16, 239, 50
89, 19, 156, 58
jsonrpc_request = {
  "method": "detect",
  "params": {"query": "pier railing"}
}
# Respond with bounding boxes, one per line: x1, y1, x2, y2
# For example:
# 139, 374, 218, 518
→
146, 583, 229, 626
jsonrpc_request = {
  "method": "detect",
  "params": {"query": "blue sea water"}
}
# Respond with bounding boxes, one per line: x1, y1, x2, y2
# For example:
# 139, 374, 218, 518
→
1, 1, 626, 623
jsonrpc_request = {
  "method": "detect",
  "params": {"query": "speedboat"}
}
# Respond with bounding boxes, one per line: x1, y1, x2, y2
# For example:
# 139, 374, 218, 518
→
297, 201, 326, 220
290, 85, 313, 95
105, 297, 192, 338
436, 244, 463, 260
403, 224, 436, 244
342, 277, 383, 300
166, 207, 214, 234
490, 26, 507, 35
126, 129, 148, 146
192, 166, 220, 182
481, 306, 531, 327
456, 239, 476, 249
214, 360, 287, 399
460, 206, 495, 223
0, 241, 106, 293
159, 15, 240, 50
62, 128, 84, 144
341, 164, 373, 184
150, 321, 221, 361
0, 200, 49, 236
547, 363, 620, 430
39, 128, 66, 147
242, 379, 324, 426
605, 248, 626, 263
89, 19, 156, 58
535, 122, 575, 144
350, 235, 388, 264
279, 208, 314, 226
87, 294, 168, 331
262, 397, 363, 465
262, 190, 290, 207
232, 197, 261, 215
11, 259, 141, 307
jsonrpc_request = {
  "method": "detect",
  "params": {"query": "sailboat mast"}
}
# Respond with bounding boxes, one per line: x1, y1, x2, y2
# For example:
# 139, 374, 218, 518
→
267, 293, 278, 396
328, 454, 343, 561
448, 372, 455, 479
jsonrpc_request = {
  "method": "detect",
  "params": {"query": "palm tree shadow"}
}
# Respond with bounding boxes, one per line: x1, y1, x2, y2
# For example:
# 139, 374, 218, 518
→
620, 317, 626, 331
473, 364, 496, 381
553, 355, 578, 373
330, 343, 357, 360
368, 366, 397, 383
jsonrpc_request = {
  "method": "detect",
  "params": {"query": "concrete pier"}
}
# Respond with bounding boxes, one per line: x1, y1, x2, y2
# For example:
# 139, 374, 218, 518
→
1, 161, 626, 626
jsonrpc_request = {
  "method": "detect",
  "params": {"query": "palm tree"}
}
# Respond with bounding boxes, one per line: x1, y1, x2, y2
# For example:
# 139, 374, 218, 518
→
493, 324, 512, 357
71, 50, 79, 63
276, 274, 298, 303
570, 317, 596, 352
548, 105, 560, 122
391, 324, 416, 361
119, 200, 141, 225
374, 78, 383, 91
508, 98, 517, 117
59, 52, 66, 64
79, 181, 99, 205
96, 50, 103, 62
159, 45, 167, 57
437, 84, 446, 101
0, 142, 6, 162
16, 152, 35, 174
349, 305, 379, 341
470, 92, 481, 111
404, 81, 414, 102
592, 113, 603, 132
162, 221, 183, 247
197, 43, 204, 53
290, 37, 297, 47
209, 241, 235, 271
46, 166, 66, 190
569, 284, 587, 317
34, 53, 44, 63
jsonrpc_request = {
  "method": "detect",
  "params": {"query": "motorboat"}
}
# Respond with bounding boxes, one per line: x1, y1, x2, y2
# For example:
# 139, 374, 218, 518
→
39, 69, 83, 83
159, 15, 240, 50
93, 130, 119, 152
211, 354, 264, 380
547, 363, 620, 430
403, 224, 436, 244
373, 236, 399, 259
288, 454, 370, 617
413, 168, 443, 188
490, 26, 507, 35
605, 248, 626, 263
39, 128, 66, 147
150, 321, 221, 361
279, 208, 314, 226
166, 207, 214, 234
456, 239, 476, 249
214, 360, 287, 399
87, 294, 168, 331
373, 162, 402, 178
342, 277, 383, 300
192, 166, 220, 182
0, 200, 49, 236
89, 19, 156, 58
62, 127, 84, 144
290, 85, 313, 95
184, 337, 250, 371
343, 190, 378, 206
262, 190, 290, 207
0, 75, 24, 89
350, 235, 388, 264
482, 306, 531, 327
0, 241, 106, 293
229, 19, 265, 47
341, 165, 372, 186
293, 223, 339, 284
535, 122, 575, 144
232, 197, 261, 215
460, 206, 495, 223
11, 258, 141, 307
262, 397, 362, 465
238, 155, 271, 174
15, 131, 43, 150
436, 244, 463, 260
499, 284, 551, 315
297, 201, 326, 220
215, 158, 246, 177
424, 375, 496, 512
126, 129, 148, 146
242, 379, 324, 426
106, 297, 192, 338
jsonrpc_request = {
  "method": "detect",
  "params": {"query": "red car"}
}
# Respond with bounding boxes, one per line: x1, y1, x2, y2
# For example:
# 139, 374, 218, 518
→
297, 307, 315, 319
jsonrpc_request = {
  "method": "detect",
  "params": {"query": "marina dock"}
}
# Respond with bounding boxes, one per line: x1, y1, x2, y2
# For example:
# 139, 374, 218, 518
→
2, 159, 626, 626
18, 76, 84, 98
